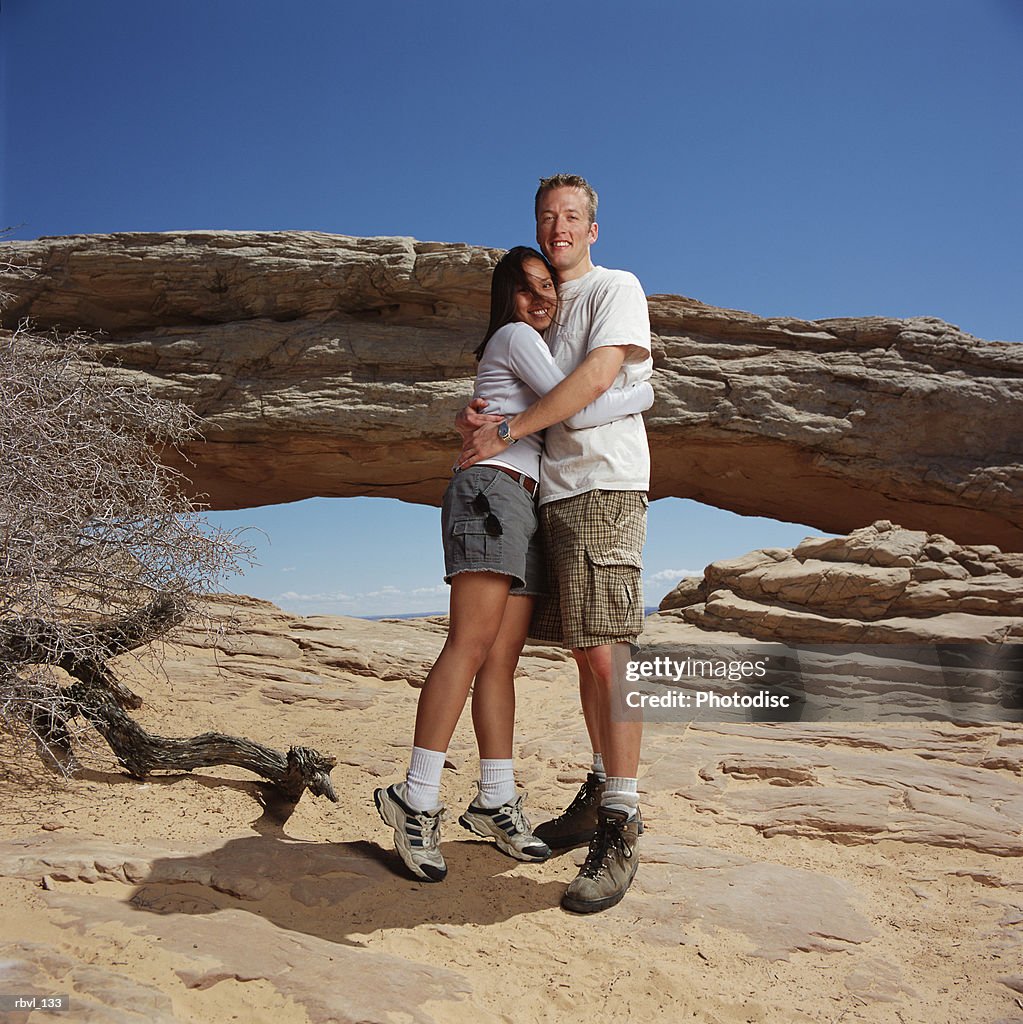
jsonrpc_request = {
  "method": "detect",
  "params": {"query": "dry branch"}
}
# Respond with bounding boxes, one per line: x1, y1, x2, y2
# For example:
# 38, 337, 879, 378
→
67, 679, 338, 802
14, 600, 338, 803
1, 592, 186, 710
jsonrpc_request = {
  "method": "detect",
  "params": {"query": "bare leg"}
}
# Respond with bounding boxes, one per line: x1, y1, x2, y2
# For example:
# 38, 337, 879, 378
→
572, 650, 604, 758
412, 572, 512, 753
574, 642, 642, 779
376, 573, 516, 883
471, 594, 535, 760
533, 642, 639, 851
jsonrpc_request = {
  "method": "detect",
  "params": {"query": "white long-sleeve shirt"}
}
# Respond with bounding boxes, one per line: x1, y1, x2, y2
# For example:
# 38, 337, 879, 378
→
472, 321, 654, 480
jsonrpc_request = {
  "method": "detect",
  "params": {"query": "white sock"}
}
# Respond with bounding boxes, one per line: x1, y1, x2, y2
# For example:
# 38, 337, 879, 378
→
405, 746, 446, 812
592, 752, 607, 782
477, 758, 516, 808
602, 777, 640, 817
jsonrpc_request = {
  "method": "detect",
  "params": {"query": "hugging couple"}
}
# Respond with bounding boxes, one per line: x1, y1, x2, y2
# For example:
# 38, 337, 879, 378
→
375, 173, 653, 914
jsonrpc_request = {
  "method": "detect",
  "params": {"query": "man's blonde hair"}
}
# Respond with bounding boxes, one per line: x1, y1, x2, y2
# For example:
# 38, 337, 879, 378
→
535, 173, 598, 225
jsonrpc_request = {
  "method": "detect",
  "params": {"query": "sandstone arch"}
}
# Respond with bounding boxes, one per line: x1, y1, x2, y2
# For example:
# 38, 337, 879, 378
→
3, 231, 1021, 549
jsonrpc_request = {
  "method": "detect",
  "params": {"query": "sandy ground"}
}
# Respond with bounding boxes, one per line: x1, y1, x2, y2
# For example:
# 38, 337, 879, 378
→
1, 597, 1021, 1024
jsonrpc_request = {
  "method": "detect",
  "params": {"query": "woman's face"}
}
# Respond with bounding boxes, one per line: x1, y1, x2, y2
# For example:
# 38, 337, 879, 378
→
513, 257, 557, 332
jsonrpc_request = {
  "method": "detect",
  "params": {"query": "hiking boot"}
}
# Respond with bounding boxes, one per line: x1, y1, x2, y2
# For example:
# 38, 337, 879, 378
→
373, 782, 447, 882
533, 772, 604, 850
560, 807, 640, 914
535, 774, 645, 850
458, 788, 552, 862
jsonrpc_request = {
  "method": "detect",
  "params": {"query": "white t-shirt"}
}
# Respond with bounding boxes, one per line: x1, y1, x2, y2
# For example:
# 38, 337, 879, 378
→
473, 321, 653, 480
539, 266, 653, 504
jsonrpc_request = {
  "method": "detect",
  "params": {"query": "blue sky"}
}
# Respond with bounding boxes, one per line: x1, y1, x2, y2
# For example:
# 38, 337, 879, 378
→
3, 1, 1020, 616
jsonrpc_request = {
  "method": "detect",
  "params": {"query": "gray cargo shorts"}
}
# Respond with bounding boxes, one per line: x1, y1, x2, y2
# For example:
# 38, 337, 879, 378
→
441, 465, 546, 596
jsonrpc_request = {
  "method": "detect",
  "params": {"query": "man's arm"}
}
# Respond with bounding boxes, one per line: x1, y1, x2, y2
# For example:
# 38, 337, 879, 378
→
457, 345, 627, 469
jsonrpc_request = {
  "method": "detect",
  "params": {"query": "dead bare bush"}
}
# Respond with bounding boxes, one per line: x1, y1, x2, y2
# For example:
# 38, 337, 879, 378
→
0, 254, 336, 802
0, 323, 246, 757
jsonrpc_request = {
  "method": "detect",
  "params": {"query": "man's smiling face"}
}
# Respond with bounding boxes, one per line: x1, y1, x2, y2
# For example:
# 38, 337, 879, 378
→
535, 186, 598, 283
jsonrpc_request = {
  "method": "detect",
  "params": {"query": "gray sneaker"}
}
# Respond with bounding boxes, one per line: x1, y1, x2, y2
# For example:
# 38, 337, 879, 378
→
458, 789, 552, 862
374, 782, 447, 882
560, 807, 640, 914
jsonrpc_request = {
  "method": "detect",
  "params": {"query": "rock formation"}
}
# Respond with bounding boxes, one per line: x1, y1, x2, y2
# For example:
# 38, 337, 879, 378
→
659, 520, 1023, 643
2, 231, 1021, 548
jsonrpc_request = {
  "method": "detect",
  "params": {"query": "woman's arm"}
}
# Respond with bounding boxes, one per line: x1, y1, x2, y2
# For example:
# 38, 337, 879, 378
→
507, 324, 652, 431
564, 379, 653, 429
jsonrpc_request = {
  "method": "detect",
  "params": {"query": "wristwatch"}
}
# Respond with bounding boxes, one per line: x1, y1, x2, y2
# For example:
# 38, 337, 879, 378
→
497, 420, 518, 445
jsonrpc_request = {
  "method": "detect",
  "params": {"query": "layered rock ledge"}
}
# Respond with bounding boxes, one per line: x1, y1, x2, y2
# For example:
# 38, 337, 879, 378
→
2, 231, 1021, 547
660, 520, 1023, 643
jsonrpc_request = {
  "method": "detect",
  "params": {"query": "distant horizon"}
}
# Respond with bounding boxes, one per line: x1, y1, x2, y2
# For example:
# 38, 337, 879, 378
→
287, 604, 677, 623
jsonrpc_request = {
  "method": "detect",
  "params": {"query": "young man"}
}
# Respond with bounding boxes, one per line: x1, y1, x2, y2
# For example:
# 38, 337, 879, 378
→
458, 173, 652, 913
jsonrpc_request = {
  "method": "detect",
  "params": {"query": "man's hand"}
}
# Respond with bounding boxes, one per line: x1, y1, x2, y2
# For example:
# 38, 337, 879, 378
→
455, 397, 501, 442
457, 420, 505, 470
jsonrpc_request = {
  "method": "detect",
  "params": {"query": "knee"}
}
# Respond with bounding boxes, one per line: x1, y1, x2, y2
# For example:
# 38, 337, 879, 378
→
444, 631, 496, 671
583, 650, 613, 678
480, 651, 516, 681
576, 644, 624, 689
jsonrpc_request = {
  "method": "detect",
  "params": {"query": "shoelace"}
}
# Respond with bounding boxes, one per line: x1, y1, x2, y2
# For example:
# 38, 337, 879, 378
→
410, 808, 445, 850
579, 818, 629, 880
552, 777, 599, 823
503, 798, 531, 836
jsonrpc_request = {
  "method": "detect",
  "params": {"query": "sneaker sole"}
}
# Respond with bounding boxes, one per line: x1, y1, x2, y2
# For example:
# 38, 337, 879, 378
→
458, 812, 552, 862
374, 788, 447, 882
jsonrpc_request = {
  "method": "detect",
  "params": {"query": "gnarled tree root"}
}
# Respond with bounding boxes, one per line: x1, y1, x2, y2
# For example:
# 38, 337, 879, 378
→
65, 680, 338, 802
6, 594, 338, 803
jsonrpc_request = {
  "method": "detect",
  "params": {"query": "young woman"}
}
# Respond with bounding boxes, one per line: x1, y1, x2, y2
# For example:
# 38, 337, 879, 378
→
374, 247, 653, 882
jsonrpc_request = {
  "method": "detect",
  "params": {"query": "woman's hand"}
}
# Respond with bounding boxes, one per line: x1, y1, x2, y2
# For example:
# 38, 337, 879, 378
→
455, 397, 501, 442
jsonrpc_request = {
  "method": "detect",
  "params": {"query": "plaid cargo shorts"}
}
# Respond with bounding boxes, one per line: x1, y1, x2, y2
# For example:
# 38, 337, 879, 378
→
530, 489, 647, 649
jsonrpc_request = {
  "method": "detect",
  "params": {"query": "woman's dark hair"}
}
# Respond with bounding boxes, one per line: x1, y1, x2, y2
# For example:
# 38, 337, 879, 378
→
474, 246, 556, 361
